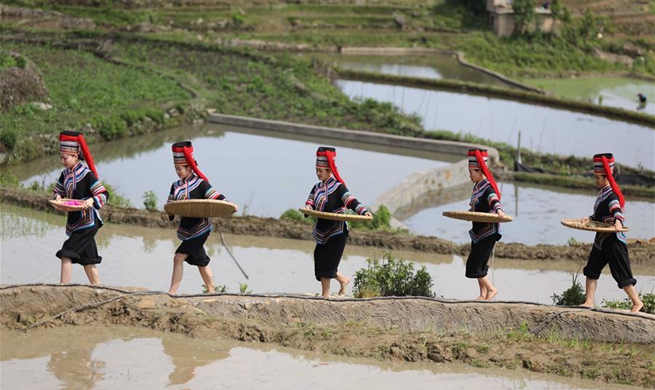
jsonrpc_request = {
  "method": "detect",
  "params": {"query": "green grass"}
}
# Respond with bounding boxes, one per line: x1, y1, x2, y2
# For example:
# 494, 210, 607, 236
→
111, 39, 424, 135
445, 32, 631, 78
0, 42, 191, 160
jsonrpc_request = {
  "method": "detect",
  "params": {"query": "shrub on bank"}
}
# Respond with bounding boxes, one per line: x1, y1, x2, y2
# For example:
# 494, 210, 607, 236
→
602, 293, 655, 314
353, 252, 435, 298
551, 273, 586, 306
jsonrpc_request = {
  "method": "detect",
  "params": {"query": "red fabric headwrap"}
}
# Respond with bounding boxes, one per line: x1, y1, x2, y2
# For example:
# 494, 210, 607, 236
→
602, 156, 625, 209
175, 145, 209, 182
475, 150, 500, 200
60, 133, 99, 178
317, 149, 346, 187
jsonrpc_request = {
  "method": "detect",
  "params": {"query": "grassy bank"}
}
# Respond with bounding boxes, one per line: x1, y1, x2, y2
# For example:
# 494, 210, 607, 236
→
0, 40, 195, 162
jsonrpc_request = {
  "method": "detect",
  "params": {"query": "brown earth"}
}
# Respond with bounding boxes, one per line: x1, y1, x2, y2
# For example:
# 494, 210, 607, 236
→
0, 52, 49, 112
1, 186, 654, 264
1, 285, 653, 387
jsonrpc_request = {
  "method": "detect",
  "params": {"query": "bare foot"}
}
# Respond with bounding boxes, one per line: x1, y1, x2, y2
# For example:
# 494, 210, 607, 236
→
475, 295, 486, 301
578, 301, 594, 309
321, 294, 330, 299
338, 276, 350, 296
631, 302, 644, 313
485, 289, 498, 301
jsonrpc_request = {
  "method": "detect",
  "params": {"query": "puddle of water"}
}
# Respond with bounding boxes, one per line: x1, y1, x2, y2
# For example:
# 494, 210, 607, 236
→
17, 124, 449, 217
404, 182, 655, 246
323, 54, 512, 88
0, 325, 640, 390
525, 76, 655, 115
336, 79, 655, 170
2, 205, 653, 304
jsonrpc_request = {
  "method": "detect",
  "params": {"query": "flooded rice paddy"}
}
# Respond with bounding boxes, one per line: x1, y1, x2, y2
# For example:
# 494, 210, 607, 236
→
0, 325, 638, 390
2, 205, 653, 304
336, 79, 654, 170
325, 53, 512, 88
332, 55, 654, 116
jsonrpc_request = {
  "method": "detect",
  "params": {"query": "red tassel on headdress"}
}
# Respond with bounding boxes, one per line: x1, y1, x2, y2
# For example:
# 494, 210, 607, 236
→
475, 150, 501, 200
318, 149, 346, 187
181, 146, 209, 182
602, 156, 625, 208
77, 134, 99, 179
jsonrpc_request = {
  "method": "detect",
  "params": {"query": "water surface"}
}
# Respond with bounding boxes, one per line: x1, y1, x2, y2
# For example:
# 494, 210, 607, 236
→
405, 182, 655, 246
0, 326, 638, 390
324, 54, 512, 88
336, 80, 654, 169
2, 206, 653, 304
19, 124, 449, 218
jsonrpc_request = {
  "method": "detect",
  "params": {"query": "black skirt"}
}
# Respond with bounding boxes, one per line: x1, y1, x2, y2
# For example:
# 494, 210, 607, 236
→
175, 232, 211, 267
465, 233, 499, 279
56, 225, 102, 266
314, 232, 348, 281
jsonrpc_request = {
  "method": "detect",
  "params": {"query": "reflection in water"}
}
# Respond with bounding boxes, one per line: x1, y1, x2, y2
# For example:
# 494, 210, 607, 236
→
336, 80, 654, 169
405, 182, 655, 246
0, 326, 639, 390
0, 212, 59, 239
324, 54, 511, 88
2, 205, 653, 303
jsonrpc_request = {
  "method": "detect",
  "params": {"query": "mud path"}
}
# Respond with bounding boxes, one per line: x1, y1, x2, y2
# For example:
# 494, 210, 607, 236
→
1, 285, 653, 387
2, 187, 654, 263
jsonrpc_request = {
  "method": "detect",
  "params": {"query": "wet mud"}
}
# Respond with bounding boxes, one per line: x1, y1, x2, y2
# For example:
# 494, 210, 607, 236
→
1, 285, 653, 388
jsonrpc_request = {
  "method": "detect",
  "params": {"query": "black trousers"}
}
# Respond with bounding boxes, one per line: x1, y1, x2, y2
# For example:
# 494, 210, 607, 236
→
584, 235, 636, 289
314, 232, 348, 281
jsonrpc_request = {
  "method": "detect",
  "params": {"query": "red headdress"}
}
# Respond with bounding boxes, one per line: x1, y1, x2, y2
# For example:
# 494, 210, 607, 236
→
172, 141, 209, 182
468, 149, 500, 200
316, 146, 345, 186
593, 153, 625, 208
59, 131, 99, 178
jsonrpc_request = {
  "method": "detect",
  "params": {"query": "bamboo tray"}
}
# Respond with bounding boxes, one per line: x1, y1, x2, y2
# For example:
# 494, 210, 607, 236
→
442, 211, 513, 223
165, 199, 238, 218
299, 208, 373, 222
49, 199, 86, 212
561, 218, 628, 233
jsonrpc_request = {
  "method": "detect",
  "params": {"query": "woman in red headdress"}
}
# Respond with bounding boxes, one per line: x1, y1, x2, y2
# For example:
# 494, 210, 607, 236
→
580, 153, 643, 313
53, 131, 109, 285
465, 149, 505, 301
166, 141, 236, 294
304, 147, 372, 298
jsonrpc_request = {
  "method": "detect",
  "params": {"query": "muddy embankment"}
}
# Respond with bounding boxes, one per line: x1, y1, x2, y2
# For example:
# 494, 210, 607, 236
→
2, 186, 654, 264
1, 285, 654, 387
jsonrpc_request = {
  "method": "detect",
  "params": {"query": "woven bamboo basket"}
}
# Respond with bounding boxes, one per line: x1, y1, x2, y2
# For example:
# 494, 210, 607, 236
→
299, 208, 373, 222
442, 211, 513, 223
165, 199, 238, 218
561, 218, 628, 233
49, 199, 86, 212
